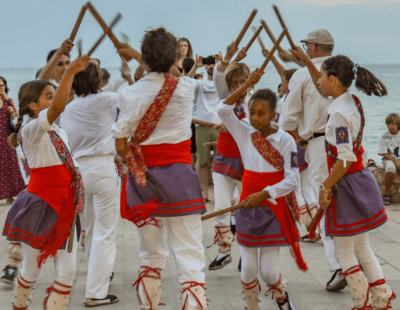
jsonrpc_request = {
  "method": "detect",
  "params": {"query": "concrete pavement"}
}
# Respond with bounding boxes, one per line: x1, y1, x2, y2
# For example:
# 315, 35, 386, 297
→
1, 189, 400, 310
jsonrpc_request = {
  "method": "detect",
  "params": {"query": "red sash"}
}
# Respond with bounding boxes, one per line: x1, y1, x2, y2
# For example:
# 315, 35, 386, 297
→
126, 73, 179, 186
216, 132, 241, 158
121, 141, 192, 225
249, 131, 307, 271
27, 165, 74, 266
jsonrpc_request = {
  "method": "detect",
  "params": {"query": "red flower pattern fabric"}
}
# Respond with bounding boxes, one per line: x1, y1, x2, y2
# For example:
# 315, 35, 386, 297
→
126, 73, 179, 186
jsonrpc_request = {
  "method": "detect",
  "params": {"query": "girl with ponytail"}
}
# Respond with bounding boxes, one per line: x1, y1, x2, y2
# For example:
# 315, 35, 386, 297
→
291, 48, 395, 310
3, 55, 89, 310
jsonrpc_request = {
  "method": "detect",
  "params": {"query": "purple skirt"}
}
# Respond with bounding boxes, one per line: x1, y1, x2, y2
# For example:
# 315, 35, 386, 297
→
3, 189, 80, 249
211, 151, 243, 181
326, 168, 387, 237
235, 207, 291, 247
126, 163, 206, 217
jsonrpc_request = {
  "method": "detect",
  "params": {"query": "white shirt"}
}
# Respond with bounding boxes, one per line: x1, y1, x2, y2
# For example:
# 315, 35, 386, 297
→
112, 72, 195, 144
218, 101, 299, 202
193, 78, 221, 124
378, 130, 400, 158
102, 76, 126, 93
280, 56, 331, 140
60, 92, 119, 159
276, 97, 284, 124
326, 92, 362, 164
20, 109, 76, 168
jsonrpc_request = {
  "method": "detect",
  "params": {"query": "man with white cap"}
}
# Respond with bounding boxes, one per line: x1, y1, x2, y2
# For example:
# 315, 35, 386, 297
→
279, 29, 347, 292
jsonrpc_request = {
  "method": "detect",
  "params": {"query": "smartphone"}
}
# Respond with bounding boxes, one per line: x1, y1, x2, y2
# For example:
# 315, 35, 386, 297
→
202, 57, 215, 65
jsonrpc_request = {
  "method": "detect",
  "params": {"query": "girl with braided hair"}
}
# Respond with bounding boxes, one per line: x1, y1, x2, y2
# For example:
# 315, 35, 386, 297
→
3, 55, 89, 310
291, 48, 395, 310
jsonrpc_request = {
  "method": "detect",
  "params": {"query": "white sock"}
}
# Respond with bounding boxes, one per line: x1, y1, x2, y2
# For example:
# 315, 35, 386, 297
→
217, 252, 230, 260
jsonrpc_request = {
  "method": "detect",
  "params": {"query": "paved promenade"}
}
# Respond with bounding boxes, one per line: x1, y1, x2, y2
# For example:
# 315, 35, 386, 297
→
1, 192, 400, 310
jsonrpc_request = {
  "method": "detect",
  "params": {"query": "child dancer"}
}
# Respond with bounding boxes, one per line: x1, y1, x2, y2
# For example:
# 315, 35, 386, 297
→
115, 28, 207, 310
292, 47, 395, 309
218, 68, 307, 310
208, 42, 249, 270
3, 55, 89, 309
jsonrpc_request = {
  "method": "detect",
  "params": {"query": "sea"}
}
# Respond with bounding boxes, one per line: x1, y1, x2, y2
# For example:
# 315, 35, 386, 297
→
1, 63, 399, 163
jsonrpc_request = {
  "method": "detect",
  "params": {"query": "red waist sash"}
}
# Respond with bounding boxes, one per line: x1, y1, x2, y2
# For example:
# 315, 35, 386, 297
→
216, 132, 241, 158
142, 140, 192, 167
27, 165, 74, 266
121, 140, 192, 225
240, 169, 307, 271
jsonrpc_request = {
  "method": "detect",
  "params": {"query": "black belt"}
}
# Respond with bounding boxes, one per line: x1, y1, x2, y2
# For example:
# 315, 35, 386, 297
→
308, 132, 325, 141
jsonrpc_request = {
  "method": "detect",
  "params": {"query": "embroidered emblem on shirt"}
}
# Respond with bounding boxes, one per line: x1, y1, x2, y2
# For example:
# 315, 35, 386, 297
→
335, 127, 349, 145
291, 151, 298, 168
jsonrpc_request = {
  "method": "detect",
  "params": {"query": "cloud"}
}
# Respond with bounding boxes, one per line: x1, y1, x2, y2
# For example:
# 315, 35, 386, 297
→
287, 0, 400, 6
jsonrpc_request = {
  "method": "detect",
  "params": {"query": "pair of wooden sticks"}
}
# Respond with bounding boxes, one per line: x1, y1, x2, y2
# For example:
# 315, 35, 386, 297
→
200, 6, 299, 222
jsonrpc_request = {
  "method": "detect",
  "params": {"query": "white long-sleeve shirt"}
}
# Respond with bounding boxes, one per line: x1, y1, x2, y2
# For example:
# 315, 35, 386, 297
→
112, 72, 195, 144
218, 101, 300, 202
60, 92, 119, 159
280, 56, 331, 140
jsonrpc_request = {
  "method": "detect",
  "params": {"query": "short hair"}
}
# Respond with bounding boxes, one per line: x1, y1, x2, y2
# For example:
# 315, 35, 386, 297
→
0, 76, 9, 94
142, 28, 177, 73
182, 58, 194, 75
318, 44, 334, 54
35, 68, 42, 80
46, 49, 69, 63
249, 88, 277, 112
91, 58, 101, 66
101, 68, 111, 84
385, 113, 400, 129
72, 62, 101, 97
225, 62, 250, 91
282, 69, 297, 81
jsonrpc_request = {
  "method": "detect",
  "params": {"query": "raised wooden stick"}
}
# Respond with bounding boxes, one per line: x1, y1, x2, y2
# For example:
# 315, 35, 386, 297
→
273, 5, 296, 49
260, 19, 284, 53
192, 119, 217, 128
87, 12, 122, 57
260, 28, 287, 71
253, 26, 266, 50
86, 2, 122, 49
70, 5, 88, 41
233, 25, 263, 62
201, 202, 245, 221
204, 142, 218, 147
235, 9, 258, 47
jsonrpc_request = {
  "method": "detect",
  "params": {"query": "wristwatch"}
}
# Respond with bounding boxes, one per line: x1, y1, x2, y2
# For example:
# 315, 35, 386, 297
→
319, 183, 326, 191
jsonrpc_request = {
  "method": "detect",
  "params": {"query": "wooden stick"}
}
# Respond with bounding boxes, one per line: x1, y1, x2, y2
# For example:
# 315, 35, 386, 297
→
87, 34, 107, 57
201, 202, 245, 221
260, 19, 284, 53
233, 25, 263, 62
192, 119, 217, 128
86, 2, 122, 49
260, 28, 287, 71
70, 5, 88, 41
235, 9, 258, 47
67, 214, 77, 252
253, 26, 266, 50
306, 207, 324, 232
273, 5, 296, 49
204, 142, 218, 147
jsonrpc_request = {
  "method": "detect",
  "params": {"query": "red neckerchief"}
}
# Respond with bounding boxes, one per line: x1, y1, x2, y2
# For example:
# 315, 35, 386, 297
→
126, 73, 179, 186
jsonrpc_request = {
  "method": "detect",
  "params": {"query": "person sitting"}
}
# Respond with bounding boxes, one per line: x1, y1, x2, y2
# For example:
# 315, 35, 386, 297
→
378, 113, 400, 205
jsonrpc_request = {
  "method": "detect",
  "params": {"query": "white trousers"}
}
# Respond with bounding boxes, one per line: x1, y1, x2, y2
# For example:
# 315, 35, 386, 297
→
239, 245, 280, 285
20, 230, 77, 286
138, 214, 205, 283
212, 172, 242, 227
300, 167, 316, 206
306, 136, 341, 272
76, 155, 120, 299
334, 233, 383, 283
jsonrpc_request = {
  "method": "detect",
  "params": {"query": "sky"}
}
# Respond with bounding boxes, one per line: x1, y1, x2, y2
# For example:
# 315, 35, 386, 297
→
1, 0, 400, 68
